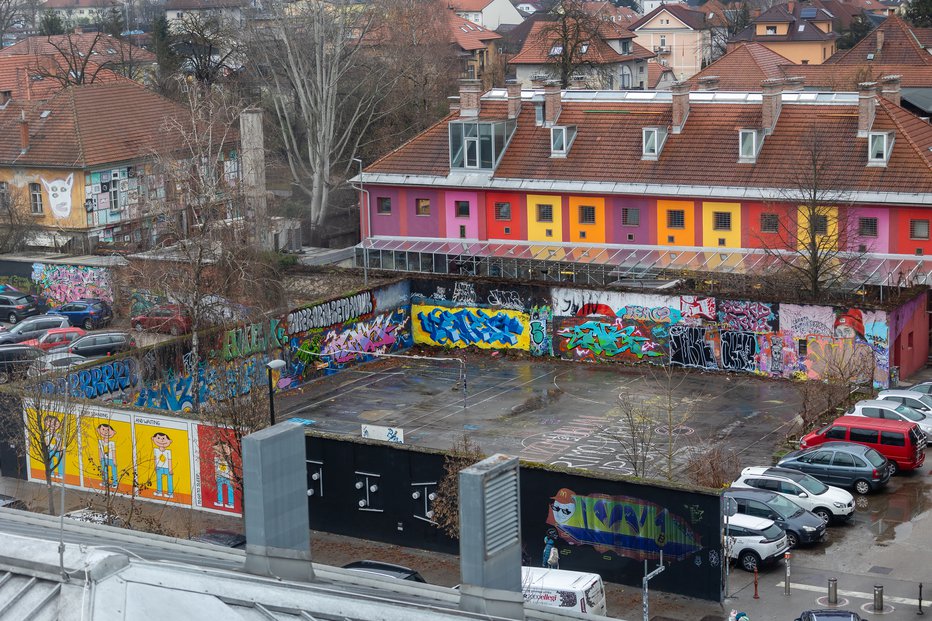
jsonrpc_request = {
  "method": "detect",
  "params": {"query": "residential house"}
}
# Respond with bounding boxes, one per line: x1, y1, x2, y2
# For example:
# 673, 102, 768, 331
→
515, 1, 545, 14
448, 0, 524, 30
0, 32, 157, 82
39, 0, 122, 26
164, 0, 249, 29
647, 58, 676, 88
826, 14, 932, 65
0, 81, 238, 252
686, 42, 792, 89
509, 19, 654, 88
629, 4, 711, 80
0, 56, 133, 101
728, 2, 837, 65
449, 11, 503, 82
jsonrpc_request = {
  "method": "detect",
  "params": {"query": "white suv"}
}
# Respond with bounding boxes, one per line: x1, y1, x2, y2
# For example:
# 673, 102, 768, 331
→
725, 513, 790, 572
731, 467, 855, 524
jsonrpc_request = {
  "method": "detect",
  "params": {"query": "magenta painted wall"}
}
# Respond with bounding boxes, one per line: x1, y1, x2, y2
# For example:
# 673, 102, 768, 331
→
445, 191, 479, 239
888, 290, 929, 381
405, 188, 443, 237
609, 196, 654, 244
846, 206, 891, 253
368, 186, 402, 236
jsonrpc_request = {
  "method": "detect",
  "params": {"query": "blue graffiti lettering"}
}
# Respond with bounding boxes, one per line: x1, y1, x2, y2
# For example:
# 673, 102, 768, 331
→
417, 308, 524, 347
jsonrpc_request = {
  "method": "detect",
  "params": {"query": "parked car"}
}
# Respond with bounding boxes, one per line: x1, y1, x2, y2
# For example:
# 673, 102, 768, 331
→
903, 381, 932, 395
64, 508, 122, 527
801, 415, 926, 474
723, 488, 826, 548
342, 560, 426, 582
48, 298, 113, 330
731, 466, 855, 524
777, 442, 890, 495
132, 304, 191, 336
0, 315, 70, 345
26, 353, 87, 377
0, 494, 27, 510
795, 611, 862, 621
0, 345, 44, 383
191, 529, 246, 548
0, 293, 39, 324
20, 327, 86, 351
51, 332, 135, 358
846, 398, 932, 439
724, 513, 790, 572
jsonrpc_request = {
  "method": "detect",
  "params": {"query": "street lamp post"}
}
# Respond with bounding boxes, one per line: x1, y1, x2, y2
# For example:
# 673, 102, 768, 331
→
266, 359, 286, 427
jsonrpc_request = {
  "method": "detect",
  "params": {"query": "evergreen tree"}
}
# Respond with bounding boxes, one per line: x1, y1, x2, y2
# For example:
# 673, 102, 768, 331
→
39, 9, 65, 35
906, 0, 932, 28
152, 14, 176, 75
838, 14, 873, 49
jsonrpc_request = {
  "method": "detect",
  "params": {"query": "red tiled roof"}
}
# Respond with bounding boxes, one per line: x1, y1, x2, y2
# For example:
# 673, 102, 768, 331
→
826, 15, 932, 65
510, 20, 650, 65
40, 0, 118, 8
646, 60, 673, 88
0, 56, 132, 101
914, 27, 932, 47
630, 4, 708, 31
0, 33, 156, 64
448, 11, 500, 51
367, 91, 932, 193
163, 0, 247, 9
447, 0, 494, 12
686, 43, 791, 89
778, 63, 932, 88
0, 81, 187, 168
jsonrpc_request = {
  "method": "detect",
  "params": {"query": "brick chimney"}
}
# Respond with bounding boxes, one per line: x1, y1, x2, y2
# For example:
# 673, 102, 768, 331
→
506, 80, 522, 119
880, 74, 901, 107
698, 76, 719, 91
19, 110, 28, 154
543, 80, 561, 125
783, 76, 805, 92
876, 30, 884, 54
858, 81, 877, 137
569, 76, 588, 90
459, 79, 482, 118
671, 81, 690, 134
761, 78, 783, 134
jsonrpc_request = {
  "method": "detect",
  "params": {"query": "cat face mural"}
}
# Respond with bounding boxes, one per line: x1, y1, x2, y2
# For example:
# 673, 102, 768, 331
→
40, 174, 74, 219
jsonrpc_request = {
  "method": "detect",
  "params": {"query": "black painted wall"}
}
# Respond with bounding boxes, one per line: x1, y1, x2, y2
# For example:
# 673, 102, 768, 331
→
305, 433, 722, 601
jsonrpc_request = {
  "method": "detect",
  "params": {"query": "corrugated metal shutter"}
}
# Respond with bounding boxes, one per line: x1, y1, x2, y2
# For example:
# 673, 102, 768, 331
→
483, 468, 519, 555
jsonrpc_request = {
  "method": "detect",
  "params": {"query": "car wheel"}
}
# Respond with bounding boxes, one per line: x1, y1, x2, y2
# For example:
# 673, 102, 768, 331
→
134, 323, 144, 332
814, 508, 832, 523
786, 531, 799, 548
854, 479, 871, 495
888, 462, 898, 476
739, 550, 760, 572
7, 313, 17, 324
83, 318, 94, 330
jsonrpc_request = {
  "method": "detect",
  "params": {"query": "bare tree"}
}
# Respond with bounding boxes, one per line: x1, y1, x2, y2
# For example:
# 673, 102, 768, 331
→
685, 439, 741, 488
172, 12, 241, 86
641, 364, 699, 481
0, 0, 26, 48
33, 31, 112, 85
535, 0, 610, 89
0, 184, 39, 253
708, 3, 751, 60
606, 394, 658, 478
431, 434, 483, 539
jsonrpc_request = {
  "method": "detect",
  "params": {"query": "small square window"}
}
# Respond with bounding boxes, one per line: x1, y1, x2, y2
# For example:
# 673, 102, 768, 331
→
766, 25, 777, 34
713, 211, 731, 231
503, 226, 511, 234
761, 213, 779, 233
579, 205, 596, 224
376, 197, 391, 214
495, 202, 511, 221
858, 217, 878, 237
910, 219, 929, 240
813, 215, 828, 236
667, 235, 675, 243
537, 204, 553, 223
545, 228, 553, 237
579, 230, 587, 239
622, 207, 640, 226
718, 238, 726, 246
415, 198, 430, 216
797, 339, 808, 356
667, 209, 685, 229
455, 201, 470, 217
459, 225, 467, 238
627, 233, 634, 241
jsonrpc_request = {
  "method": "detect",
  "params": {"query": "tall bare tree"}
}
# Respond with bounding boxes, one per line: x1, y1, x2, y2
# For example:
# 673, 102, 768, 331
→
708, 3, 751, 60
535, 0, 608, 88
0, 184, 39, 253
34, 31, 112, 85
172, 12, 241, 86
0, 0, 26, 48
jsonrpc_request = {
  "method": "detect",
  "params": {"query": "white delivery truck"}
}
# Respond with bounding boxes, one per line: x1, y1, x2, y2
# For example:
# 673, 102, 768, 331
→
521, 566, 607, 616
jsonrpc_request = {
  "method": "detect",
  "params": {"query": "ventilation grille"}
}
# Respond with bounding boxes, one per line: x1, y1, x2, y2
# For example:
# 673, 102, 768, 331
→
483, 469, 519, 555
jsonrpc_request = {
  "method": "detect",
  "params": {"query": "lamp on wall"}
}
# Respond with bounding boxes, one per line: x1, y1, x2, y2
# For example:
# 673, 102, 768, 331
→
266, 359, 286, 427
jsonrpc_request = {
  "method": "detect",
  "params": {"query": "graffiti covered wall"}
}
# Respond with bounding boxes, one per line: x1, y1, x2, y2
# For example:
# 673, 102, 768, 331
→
31, 262, 113, 306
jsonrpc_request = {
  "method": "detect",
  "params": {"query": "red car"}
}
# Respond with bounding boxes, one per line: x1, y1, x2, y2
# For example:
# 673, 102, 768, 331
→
21, 327, 86, 351
131, 305, 191, 336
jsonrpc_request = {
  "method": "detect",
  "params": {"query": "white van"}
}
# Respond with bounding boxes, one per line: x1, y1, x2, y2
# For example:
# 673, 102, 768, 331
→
521, 566, 607, 616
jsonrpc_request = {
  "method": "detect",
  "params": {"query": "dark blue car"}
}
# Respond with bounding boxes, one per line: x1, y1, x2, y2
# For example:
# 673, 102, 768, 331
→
49, 298, 113, 330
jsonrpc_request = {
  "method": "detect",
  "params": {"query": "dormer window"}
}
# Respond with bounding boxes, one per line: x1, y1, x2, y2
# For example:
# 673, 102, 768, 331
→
551, 125, 577, 157
642, 127, 667, 160
766, 25, 777, 34
739, 129, 762, 163
621, 40, 631, 54
449, 119, 517, 171
549, 44, 563, 56
868, 131, 893, 166
578, 42, 589, 54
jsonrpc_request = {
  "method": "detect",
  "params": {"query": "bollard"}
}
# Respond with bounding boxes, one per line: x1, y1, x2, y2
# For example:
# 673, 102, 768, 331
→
874, 585, 884, 612
919, 582, 924, 616
753, 567, 759, 599
784, 552, 791, 596
828, 578, 838, 606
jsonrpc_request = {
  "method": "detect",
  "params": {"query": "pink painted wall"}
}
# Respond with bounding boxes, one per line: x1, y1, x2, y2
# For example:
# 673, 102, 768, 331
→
846, 206, 891, 253
405, 188, 443, 238
888, 290, 929, 382
444, 191, 479, 240
609, 196, 654, 244
368, 186, 402, 236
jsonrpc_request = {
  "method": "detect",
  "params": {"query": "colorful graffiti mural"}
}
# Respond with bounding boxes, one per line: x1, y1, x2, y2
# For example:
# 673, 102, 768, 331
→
31, 263, 112, 307
545, 488, 703, 561
413, 305, 530, 350
557, 318, 665, 361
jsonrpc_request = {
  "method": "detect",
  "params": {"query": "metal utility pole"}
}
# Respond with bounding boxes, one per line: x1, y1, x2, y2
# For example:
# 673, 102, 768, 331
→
643, 550, 665, 621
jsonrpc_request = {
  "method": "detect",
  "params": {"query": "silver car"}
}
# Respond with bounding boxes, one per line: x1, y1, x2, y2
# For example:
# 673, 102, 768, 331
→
26, 353, 87, 377
846, 398, 932, 439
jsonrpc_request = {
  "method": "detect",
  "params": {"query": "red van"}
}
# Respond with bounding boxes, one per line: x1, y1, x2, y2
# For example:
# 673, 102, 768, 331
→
801, 416, 926, 474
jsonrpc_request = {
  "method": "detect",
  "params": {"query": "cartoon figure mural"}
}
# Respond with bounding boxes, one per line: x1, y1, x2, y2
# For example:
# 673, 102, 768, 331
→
44, 415, 64, 480
96, 423, 118, 488
152, 432, 174, 498
545, 488, 703, 561
213, 440, 235, 508
40, 174, 74, 219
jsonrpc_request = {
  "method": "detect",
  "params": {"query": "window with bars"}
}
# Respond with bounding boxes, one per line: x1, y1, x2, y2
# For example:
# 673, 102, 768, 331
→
858, 217, 878, 237
494, 202, 511, 221
456, 201, 470, 217
667, 209, 685, 229
537, 204, 553, 223
760, 213, 779, 233
713, 212, 732, 231
579, 205, 596, 225
415, 198, 430, 216
812, 215, 828, 236
910, 219, 930, 240
622, 207, 640, 226
376, 197, 391, 214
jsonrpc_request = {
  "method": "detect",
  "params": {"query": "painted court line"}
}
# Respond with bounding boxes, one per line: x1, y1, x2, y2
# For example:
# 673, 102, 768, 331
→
776, 582, 919, 606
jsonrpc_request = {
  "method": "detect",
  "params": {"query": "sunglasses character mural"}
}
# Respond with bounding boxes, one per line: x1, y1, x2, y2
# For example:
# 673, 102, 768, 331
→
546, 488, 704, 562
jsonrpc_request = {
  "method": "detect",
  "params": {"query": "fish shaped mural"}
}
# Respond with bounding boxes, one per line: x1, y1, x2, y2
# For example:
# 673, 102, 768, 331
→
546, 488, 703, 561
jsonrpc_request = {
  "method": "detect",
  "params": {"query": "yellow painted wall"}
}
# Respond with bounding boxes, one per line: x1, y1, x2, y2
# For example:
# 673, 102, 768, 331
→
701, 202, 741, 248
759, 41, 835, 64
657, 199, 694, 246
755, 23, 790, 35
412, 304, 531, 350
568, 196, 605, 244
797, 205, 838, 251
527, 194, 562, 242
0, 168, 86, 229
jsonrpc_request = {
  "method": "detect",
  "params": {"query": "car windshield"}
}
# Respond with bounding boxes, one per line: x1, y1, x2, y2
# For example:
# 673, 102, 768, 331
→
864, 449, 886, 469
894, 404, 924, 421
12, 296, 29, 305
761, 523, 784, 540
794, 473, 829, 495
766, 493, 803, 518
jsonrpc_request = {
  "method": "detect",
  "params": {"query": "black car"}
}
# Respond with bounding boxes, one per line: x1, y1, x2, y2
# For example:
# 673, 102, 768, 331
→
53, 332, 135, 358
796, 611, 862, 621
192, 529, 246, 548
778, 442, 891, 495
0, 315, 70, 345
724, 488, 826, 548
342, 560, 426, 582
0, 494, 26, 510
0, 345, 44, 383
0, 293, 39, 324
